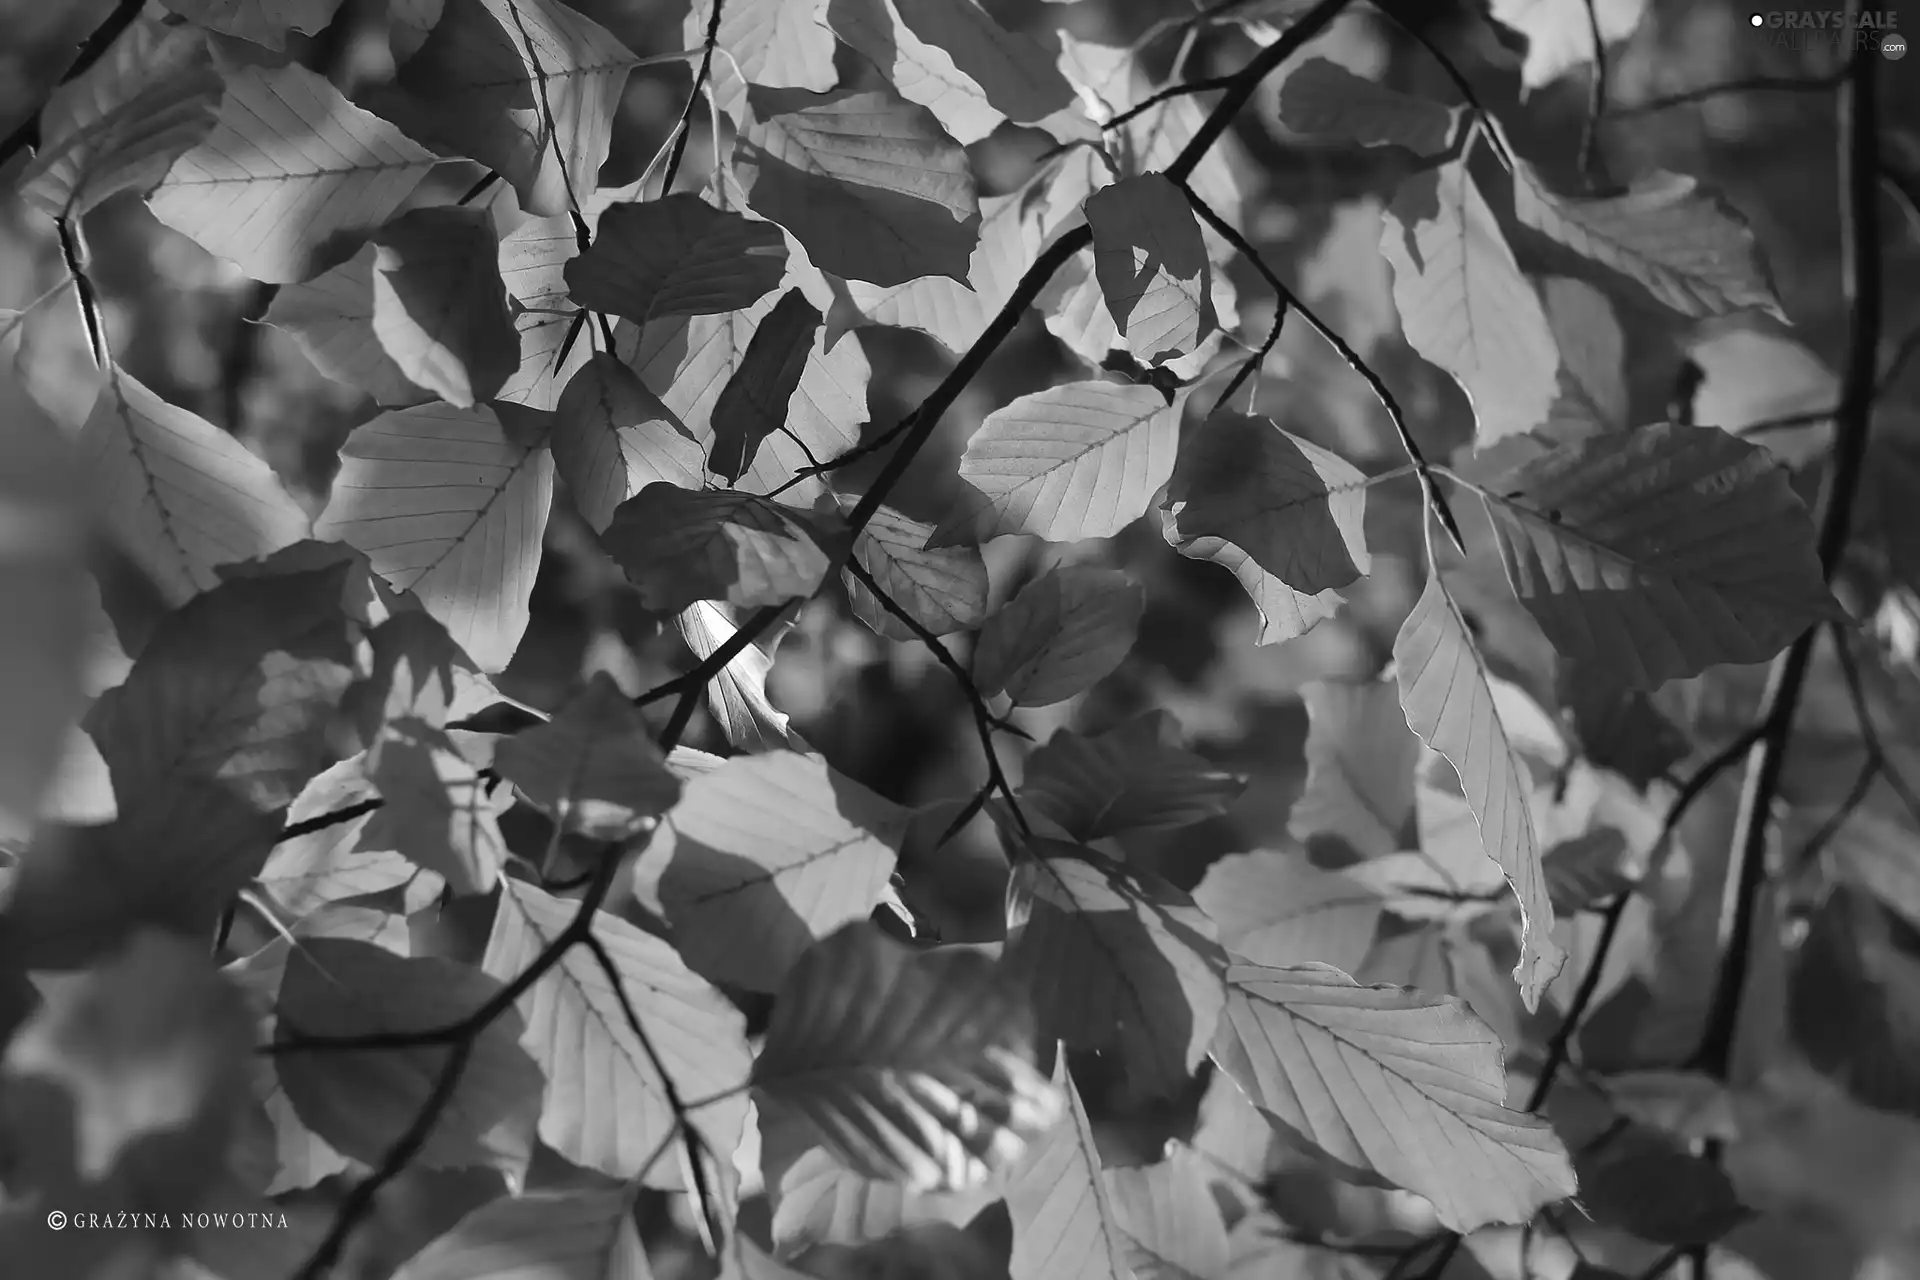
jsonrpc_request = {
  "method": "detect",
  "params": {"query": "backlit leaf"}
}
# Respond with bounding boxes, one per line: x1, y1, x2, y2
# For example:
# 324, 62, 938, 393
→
258, 756, 416, 917
551, 353, 701, 532
564, 196, 788, 324
148, 62, 440, 283
482, 879, 752, 1186
261, 245, 431, 406
1490, 0, 1651, 90
674, 601, 810, 754
1160, 412, 1369, 645
1193, 851, 1383, 974
391, 1188, 650, 1280
752, 922, 1061, 1190
1006, 847, 1229, 1100
361, 718, 510, 895
1474, 422, 1840, 689
1086, 174, 1215, 365
79, 370, 310, 606
636, 750, 908, 992
1289, 679, 1420, 859
160, 0, 344, 50
600, 484, 843, 614
973, 565, 1143, 708
693, 0, 837, 126
314, 403, 554, 673
735, 84, 980, 287
369, 206, 520, 408
1105, 1148, 1231, 1280
1020, 713, 1245, 841
1381, 161, 1559, 445
495, 213, 595, 411
275, 938, 542, 1175
492, 671, 681, 840
934, 381, 1182, 546
1278, 58, 1457, 155
1394, 569, 1565, 1007
1005, 1058, 1130, 1280
1211, 962, 1577, 1231
709, 289, 823, 482
766, 1132, 996, 1253
843, 501, 989, 640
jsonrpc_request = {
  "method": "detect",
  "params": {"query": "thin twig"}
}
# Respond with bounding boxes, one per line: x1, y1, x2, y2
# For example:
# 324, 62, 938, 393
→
1830, 622, 1920, 827
1577, 0, 1607, 183
1692, 9, 1880, 1083
0, 0, 147, 172
663, 0, 725, 195
1103, 74, 1236, 132
1608, 71, 1843, 119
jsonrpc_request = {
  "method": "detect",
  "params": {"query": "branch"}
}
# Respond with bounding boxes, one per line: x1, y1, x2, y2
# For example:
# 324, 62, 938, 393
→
1577, 0, 1607, 182
0, 0, 147, 173
663, 0, 725, 196
1692, 11, 1881, 1083
1103, 75, 1236, 133
1608, 71, 1844, 119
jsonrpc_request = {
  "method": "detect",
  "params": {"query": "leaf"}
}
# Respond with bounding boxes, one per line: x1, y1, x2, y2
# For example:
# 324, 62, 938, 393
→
692, 0, 837, 124
1005, 847, 1229, 1100
261, 245, 432, 406
601, 484, 843, 614
367, 206, 520, 408
735, 84, 981, 288
496, 216, 594, 412
827, 0, 1076, 146
674, 601, 810, 754
765, 1134, 996, 1252
1394, 568, 1565, 1007
275, 938, 542, 1175
314, 403, 554, 673
491, 678, 680, 843
564, 196, 788, 324
974, 565, 1143, 708
482, 879, 753, 1185
79, 370, 310, 606
1489, 0, 1651, 90
1474, 422, 1840, 689
361, 719, 511, 895
384, 0, 637, 217
1085, 174, 1215, 365
1513, 164, 1784, 321
1573, 1121, 1750, 1245
1540, 276, 1627, 431
1787, 886, 1920, 1119
1105, 1148, 1231, 1280
752, 922, 1060, 1191
258, 755, 416, 917
1289, 679, 1421, 860
1020, 713, 1245, 841
932, 381, 1181, 546
1160, 412, 1369, 645
1380, 162, 1560, 445
709, 288, 823, 482
635, 750, 908, 992
843, 501, 989, 640
1193, 851, 1383, 974
1542, 828, 1633, 914
1005, 1057, 1130, 1280
1277, 58, 1458, 155
160, 0, 344, 50
147, 61, 440, 283
1211, 962, 1577, 1231
391, 1188, 650, 1280
552, 353, 701, 532
17, 13, 222, 219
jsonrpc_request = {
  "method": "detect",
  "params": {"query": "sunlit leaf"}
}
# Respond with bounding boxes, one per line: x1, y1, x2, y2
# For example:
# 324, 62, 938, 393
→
1086, 174, 1215, 365
551, 353, 700, 532
1212, 962, 1577, 1231
565, 195, 788, 324
482, 879, 753, 1186
160, 0, 344, 50
361, 718, 510, 895
1105, 1147, 1231, 1280
600, 484, 844, 614
765, 1131, 996, 1253
1193, 850, 1383, 974
674, 601, 810, 754
693, 0, 837, 125
492, 672, 681, 840
1473, 422, 1840, 689
314, 403, 554, 673
1161, 412, 1369, 645
636, 750, 908, 992
262, 245, 432, 407
843, 500, 989, 640
391, 1187, 650, 1280
1490, 0, 1652, 90
1020, 712, 1245, 841
258, 755, 415, 917
363, 206, 520, 408
1277, 58, 1458, 155
753, 922, 1059, 1190
735, 84, 980, 287
1005, 1057, 1130, 1280
1381, 161, 1559, 445
974, 565, 1143, 708
709, 288, 822, 482
148, 62, 440, 283
1289, 679, 1420, 859
1006, 846, 1229, 1100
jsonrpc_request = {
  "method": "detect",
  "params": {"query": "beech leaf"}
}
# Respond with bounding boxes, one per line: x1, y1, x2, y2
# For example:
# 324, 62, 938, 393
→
391, 1188, 650, 1280
843, 500, 989, 640
709, 289, 823, 482
1289, 679, 1420, 859
1086, 174, 1215, 364
973, 565, 1143, 708
1193, 851, 1383, 975
262, 245, 431, 406
369, 206, 520, 408
600, 484, 846, 615
492, 672, 681, 840
1277, 58, 1458, 155
564, 195, 788, 324
1019, 713, 1245, 841
1005, 1058, 1130, 1280
551, 354, 701, 533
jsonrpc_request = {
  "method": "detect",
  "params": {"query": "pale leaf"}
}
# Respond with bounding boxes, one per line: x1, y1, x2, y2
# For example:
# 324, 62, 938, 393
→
692, 0, 836, 125
1086, 174, 1215, 364
1005, 1058, 1130, 1280
1105, 1147, 1231, 1280
551, 353, 701, 533
391, 1188, 651, 1280
369, 206, 520, 408
843, 500, 989, 640
674, 601, 810, 754
1490, 0, 1651, 90
160, 0, 344, 50
361, 718, 510, 895
1289, 679, 1420, 859
261, 245, 430, 406
1193, 850, 1383, 974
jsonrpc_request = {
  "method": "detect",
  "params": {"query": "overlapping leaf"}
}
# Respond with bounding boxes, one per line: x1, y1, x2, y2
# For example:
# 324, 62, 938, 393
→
1005, 847, 1229, 1100
79, 370, 310, 605
492, 672, 680, 839
384, 0, 637, 216
1193, 851, 1383, 974
694, 0, 838, 122
1212, 963, 1577, 1231
565, 196, 788, 324
765, 1134, 996, 1252
161, 0, 344, 50
1473, 422, 1840, 688
735, 84, 981, 287
275, 939, 541, 1175
1105, 1147, 1231, 1280
148, 62, 440, 283
551, 354, 700, 532
1277, 58, 1458, 155
1289, 679, 1420, 859
1394, 569, 1565, 1007
1086, 174, 1215, 365
1490, 0, 1651, 89
495, 213, 594, 411
391, 1188, 649, 1280
1513, 164, 1783, 320
361, 718, 511, 895
843, 500, 989, 640
752, 922, 1061, 1190
1381, 161, 1559, 445
675, 601, 810, 754
934, 381, 1181, 545
258, 755, 416, 917
634, 750, 908, 992
314, 403, 553, 673
262, 245, 431, 406
974, 565, 1143, 708
366, 206, 520, 408
1160, 411, 1369, 645
709, 289, 823, 482
1005, 1058, 1130, 1280
1019, 713, 1245, 841
600, 484, 844, 614
1573, 1120, 1750, 1245
482, 879, 753, 1185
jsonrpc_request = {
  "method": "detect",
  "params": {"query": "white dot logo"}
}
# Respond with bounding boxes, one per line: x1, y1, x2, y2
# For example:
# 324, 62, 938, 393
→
1750, 12, 1764, 26
1885, 33, 1908, 60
